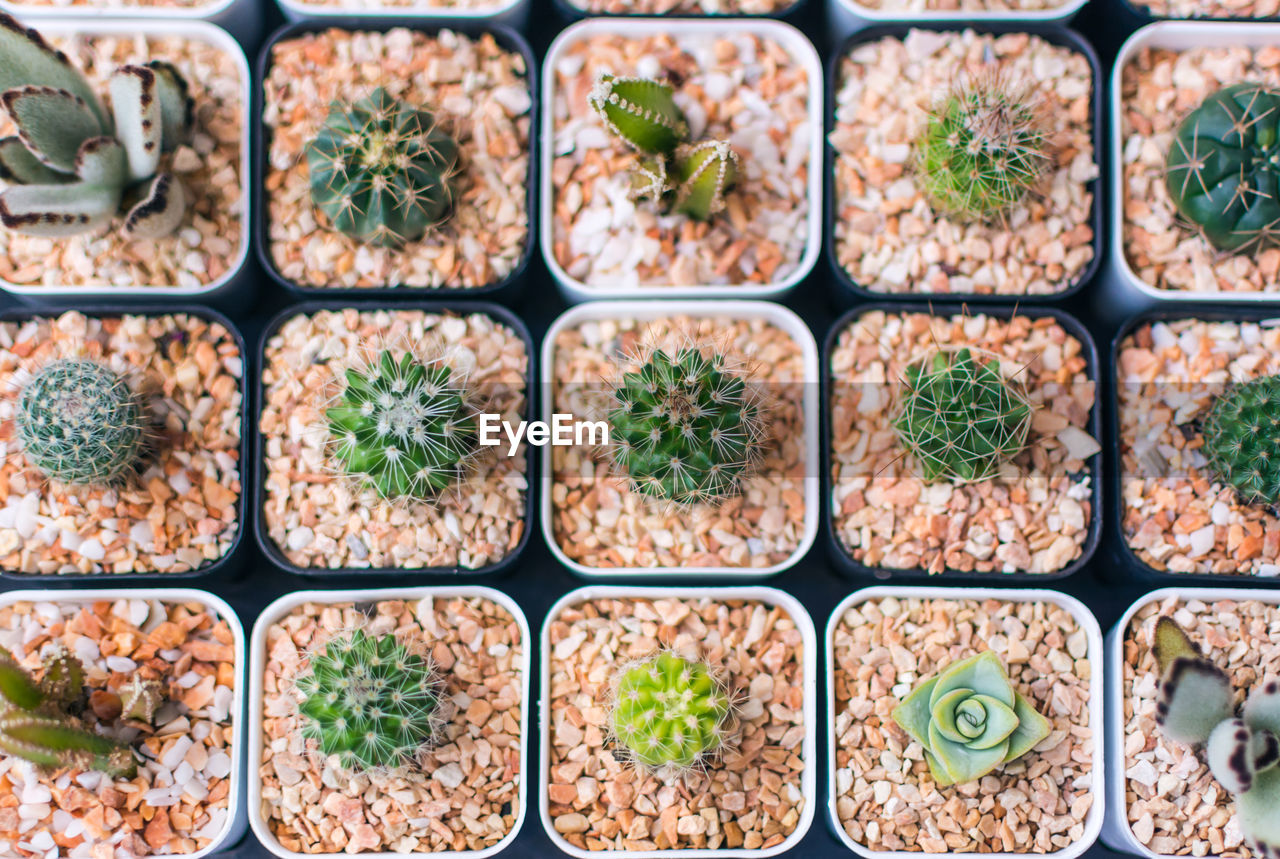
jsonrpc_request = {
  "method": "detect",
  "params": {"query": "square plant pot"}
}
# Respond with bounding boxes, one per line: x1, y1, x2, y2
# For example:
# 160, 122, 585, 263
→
254, 301, 534, 576
550, 0, 807, 21
827, 586, 1105, 859
1112, 22, 1280, 302
0, 306, 248, 582
248, 585, 530, 857
1102, 587, 1280, 858
273, 0, 529, 25
0, 0, 261, 43
824, 0, 1088, 42
824, 304, 1103, 580
1112, 308, 1280, 582
540, 18, 823, 301
0, 17, 252, 299
255, 19, 537, 301
825, 25, 1102, 303
0, 587, 246, 858
540, 300, 819, 578
540, 585, 817, 856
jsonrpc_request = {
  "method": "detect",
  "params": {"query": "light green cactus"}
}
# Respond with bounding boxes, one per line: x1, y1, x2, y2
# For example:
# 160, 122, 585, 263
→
611, 652, 733, 773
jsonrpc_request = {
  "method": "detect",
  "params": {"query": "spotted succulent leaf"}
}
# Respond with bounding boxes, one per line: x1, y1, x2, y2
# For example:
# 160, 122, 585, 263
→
0, 13, 106, 127
1, 86, 103, 173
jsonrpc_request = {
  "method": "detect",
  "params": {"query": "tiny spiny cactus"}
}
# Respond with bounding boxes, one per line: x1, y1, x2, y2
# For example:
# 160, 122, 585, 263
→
295, 628, 445, 772
915, 70, 1051, 223
1201, 374, 1280, 507
1166, 83, 1280, 254
326, 349, 479, 501
894, 347, 1035, 484
610, 652, 733, 773
1151, 617, 1280, 856
14, 358, 147, 487
307, 87, 462, 249
607, 344, 770, 506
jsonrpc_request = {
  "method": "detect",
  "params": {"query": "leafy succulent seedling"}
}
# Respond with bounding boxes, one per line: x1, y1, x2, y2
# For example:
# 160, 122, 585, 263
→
1200, 374, 1280, 507
588, 74, 688, 156
891, 650, 1053, 787
611, 652, 732, 774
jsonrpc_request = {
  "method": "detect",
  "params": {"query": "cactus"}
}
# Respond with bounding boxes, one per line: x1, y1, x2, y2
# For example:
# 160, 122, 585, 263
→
894, 347, 1035, 484
0, 648, 136, 777
1151, 617, 1280, 856
607, 345, 770, 506
326, 349, 479, 501
14, 359, 147, 487
610, 652, 732, 772
587, 74, 688, 156
307, 87, 462, 249
673, 140, 739, 222
915, 70, 1051, 223
119, 678, 162, 724
294, 628, 445, 772
0, 14, 193, 239
1166, 83, 1280, 254
1200, 374, 1280, 507
891, 650, 1053, 787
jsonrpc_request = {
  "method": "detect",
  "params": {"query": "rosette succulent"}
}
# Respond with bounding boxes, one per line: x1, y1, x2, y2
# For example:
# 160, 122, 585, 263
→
610, 652, 732, 773
891, 651, 1053, 787
1200, 373, 1280, 507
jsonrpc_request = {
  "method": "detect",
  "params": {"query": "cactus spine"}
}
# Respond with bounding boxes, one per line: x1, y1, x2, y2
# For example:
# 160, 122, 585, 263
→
610, 652, 732, 773
1201, 374, 1280, 507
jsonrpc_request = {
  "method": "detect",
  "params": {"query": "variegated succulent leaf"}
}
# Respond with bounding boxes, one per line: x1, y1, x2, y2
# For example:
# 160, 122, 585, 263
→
1153, 618, 1236, 745
1237, 768, 1280, 858
1244, 678, 1280, 735
123, 173, 186, 239
1, 86, 103, 174
0, 13, 107, 128
144, 60, 193, 151
588, 73, 689, 156
109, 66, 163, 184
673, 139, 738, 222
0, 182, 120, 237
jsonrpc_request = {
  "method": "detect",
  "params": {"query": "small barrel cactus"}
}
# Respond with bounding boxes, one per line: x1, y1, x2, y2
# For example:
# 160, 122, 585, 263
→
15, 359, 146, 486
326, 350, 479, 501
307, 87, 462, 248
894, 347, 1034, 484
1166, 83, 1280, 253
891, 650, 1053, 787
611, 652, 732, 772
607, 346, 769, 506
1200, 374, 1280, 507
915, 71, 1051, 223
1151, 617, 1279, 855
295, 628, 445, 772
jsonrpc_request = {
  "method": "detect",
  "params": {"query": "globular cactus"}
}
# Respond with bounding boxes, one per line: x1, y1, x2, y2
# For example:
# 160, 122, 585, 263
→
1200, 374, 1280, 507
326, 349, 479, 501
294, 628, 445, 772
892, 651, 1053, 787
894, 347, 1035, 484
1166, 83, 1280, 254
610, 652, 732, 772
307, 87, 462, 249
0, 13, 193, 239
607, 345, 770, 507
1151, 617, 1280, 856
915, 70, 1051, 223
14, 359, 147, 487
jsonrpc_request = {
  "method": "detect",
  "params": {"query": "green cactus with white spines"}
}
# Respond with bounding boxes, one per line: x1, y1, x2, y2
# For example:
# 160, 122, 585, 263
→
295, 628, 445, 773
307, 87, 462, 249
1200, 374, 1280, 507
611, 652, 732, 772
15, 359, 147, 487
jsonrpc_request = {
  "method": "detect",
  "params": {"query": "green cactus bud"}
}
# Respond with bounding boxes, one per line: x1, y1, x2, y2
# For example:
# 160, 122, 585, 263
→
119, 677, 162, 724
611, 652, 732, 771
1166, 83, 1280, 254
891, 651, 1053, 787
295, 628, 445, 772
14, 359, 147, 487
588, 73, 689, 157
673, 140, 738, 222
1200, 374, 1280, 507
39, 646, 84, 707
307, 87, 462, 249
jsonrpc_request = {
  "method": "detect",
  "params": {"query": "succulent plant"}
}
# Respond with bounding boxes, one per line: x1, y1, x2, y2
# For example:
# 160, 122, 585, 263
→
606, 345, 769, 506
0, 647, 136, 777
14, 358, 147, 487
1150, 616, 1280, 856
1166, 83, 1280, 254
307, 87, 462, 249
326, 349, 479, 501
891, 650, 1053, 787
587, 73, 739, 223
894, 347, 1035, 484
0, 13, 193, 239
295, 628, 445, 772
610, 652, 732, 772
915, 70, 1051, 223
1200, 373, 1280, 507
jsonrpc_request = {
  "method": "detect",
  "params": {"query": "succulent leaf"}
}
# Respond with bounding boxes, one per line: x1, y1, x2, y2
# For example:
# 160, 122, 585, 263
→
611, 652, 731, 772
1156, 655, 1235, 745
1245, 679, 1280, 735
1208, 718, 1271, 794
123, 173, 186, 239
119, 678, 162, 724
588, 73, 689, 156
108, 66, 163, 183
2, 86, 103, 173
0, 649, 45, 711
0, 713, 135, 777
74, 137, 126, 188
1153, 615, 1202, 677
0, 13, 106, 128
1237, 767, 1280, 856
673, 139, 738, 222
628, 156, 669, 204
0, 135, 68, 184
144, 60, 193, 150
0, 181, 120, 237
1201, 374, 1280, 507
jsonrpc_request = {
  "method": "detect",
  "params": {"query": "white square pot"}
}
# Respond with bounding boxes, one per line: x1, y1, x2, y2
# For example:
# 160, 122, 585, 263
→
273, 0, 529, 26
0, 588, 247, 859
825, 0, 1088, 40
538, 585, 818, 858
1101, 586, 1280, 857
826, 586, 1106, 859
540, 18, 823, 302
0, 19, 252, 299
0, 0, 260, 42
539, 299, 821, 578
246, 586, 532, 859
